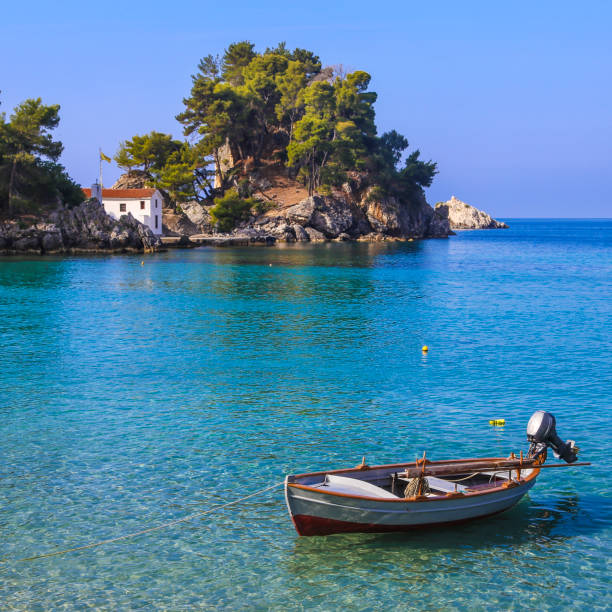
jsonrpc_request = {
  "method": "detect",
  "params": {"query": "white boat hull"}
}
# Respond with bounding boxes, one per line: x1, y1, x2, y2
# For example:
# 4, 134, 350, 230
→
285, 460, 539, 536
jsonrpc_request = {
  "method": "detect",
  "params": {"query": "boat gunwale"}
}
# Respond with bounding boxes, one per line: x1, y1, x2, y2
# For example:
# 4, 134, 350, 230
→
288, 456, 519, 480
287, 458, 540, 503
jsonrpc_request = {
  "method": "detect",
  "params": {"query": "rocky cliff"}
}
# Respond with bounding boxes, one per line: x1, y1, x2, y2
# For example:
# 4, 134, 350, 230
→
164, 200, 214, 236
435, 196, 508, 230
162, 166, 452, 243
111, 170, 152, 190
0, 199, 162, 254
242, 190, 450, 243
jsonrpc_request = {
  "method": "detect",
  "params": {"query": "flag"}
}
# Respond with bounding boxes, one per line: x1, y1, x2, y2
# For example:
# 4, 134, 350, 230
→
100, 151, 112, 163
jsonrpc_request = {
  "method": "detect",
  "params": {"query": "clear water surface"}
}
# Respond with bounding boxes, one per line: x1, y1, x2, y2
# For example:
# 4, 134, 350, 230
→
0, 219, 610, 610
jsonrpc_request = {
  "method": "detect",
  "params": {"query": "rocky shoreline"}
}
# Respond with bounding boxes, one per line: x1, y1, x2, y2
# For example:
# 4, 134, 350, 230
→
163, 185, 452, 247
1, 177, 508, 256
0, 199, 162, 255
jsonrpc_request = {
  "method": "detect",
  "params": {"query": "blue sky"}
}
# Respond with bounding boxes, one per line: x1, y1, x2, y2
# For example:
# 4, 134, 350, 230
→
1, 1, 610, 217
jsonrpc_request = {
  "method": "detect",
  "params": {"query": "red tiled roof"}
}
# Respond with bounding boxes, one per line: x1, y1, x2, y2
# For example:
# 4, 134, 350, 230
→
82, 188, 157, 199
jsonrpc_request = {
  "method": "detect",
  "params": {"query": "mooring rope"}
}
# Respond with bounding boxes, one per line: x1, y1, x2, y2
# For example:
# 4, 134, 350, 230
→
404, 475, 431, 497
442, 472, 481, 483
0, 481, 284, 565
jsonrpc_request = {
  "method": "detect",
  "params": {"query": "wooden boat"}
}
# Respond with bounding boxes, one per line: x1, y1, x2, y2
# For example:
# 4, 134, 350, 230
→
285, 411, 588, 536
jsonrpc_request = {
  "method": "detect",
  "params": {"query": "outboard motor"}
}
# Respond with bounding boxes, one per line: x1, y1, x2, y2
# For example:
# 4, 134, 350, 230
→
527, 411, 579, 463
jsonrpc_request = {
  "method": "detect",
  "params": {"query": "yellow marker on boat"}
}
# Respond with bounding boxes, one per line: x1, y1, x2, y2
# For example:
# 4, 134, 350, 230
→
422, 345, 428, 352
489, 419, 505, 426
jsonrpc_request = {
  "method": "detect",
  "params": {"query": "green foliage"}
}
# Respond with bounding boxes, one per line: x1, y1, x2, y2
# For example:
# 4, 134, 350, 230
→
197, 54, 221, 80
275, 60, 307, 139
287, 108, 334, 195
209, 189, 258, 232
242, 53, 289, 145
0, 96, 81, 214
379, 130, 409, 166
366, 130, 437, 199
399, 150, 437, 189
155, 142, 215, 204
36, 161, 84, 208
156, 151, 196, 202
4, 97, 63, 160
222, 41, 256, 86
4, 160, 83, 214
113, 131, 214, 204
252, 199, 274, 215
287, 73, 376, 194
265, 43, 322, 77
114, 131, 182, 177
237, 178, 252, 198
177, 76, 252, 188
158, 41, 436, 206
177, 42, 327, 188
289, 48, 322, 78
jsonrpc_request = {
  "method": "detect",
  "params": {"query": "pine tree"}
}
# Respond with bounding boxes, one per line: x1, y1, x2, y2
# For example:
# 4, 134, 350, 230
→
0, 97, 71, 213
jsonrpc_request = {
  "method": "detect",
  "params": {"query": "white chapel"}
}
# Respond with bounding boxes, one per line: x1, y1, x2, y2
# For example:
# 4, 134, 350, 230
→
83, 184, 164, 235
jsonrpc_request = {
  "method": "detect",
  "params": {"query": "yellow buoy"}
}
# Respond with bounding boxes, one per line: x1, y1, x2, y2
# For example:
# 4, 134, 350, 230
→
422, 345, 428, 352
141, 261, 144, 266
489, 419, 506, 426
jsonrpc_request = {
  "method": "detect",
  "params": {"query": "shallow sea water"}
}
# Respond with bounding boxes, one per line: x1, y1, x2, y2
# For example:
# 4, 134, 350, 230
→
0, 219, 610, 610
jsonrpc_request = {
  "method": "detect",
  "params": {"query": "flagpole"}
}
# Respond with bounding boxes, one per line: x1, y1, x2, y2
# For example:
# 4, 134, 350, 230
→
99, 147, 103, 189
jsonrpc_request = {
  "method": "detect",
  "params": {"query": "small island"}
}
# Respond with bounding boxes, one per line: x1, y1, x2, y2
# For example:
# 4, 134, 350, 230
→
111, 41, 452, 245
4, 42, 526, 253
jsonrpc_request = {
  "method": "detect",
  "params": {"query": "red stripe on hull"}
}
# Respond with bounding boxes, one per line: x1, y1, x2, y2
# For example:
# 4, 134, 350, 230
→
292, 508, 512, 536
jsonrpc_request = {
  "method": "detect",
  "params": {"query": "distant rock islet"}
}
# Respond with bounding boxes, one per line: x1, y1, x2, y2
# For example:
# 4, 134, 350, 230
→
435, 196, 508, 230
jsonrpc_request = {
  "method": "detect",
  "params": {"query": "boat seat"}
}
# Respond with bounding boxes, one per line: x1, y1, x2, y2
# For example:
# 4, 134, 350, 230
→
322, 474, 400, 498
426, 476, 468, 493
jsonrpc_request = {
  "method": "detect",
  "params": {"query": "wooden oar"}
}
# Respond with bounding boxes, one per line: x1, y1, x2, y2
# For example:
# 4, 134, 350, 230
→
398, 460, 591, 479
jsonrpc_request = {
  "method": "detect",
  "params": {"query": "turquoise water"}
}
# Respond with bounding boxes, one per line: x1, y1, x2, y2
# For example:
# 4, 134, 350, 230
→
1, 220, 610, 610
